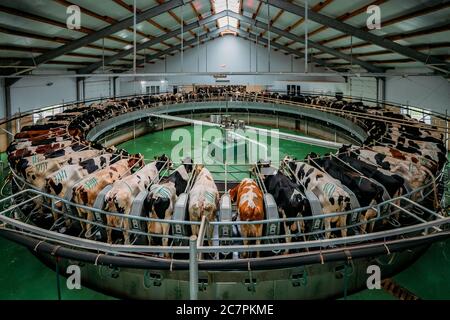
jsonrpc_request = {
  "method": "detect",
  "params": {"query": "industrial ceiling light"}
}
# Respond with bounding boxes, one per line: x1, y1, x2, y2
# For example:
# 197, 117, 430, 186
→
220, 30, 237, 36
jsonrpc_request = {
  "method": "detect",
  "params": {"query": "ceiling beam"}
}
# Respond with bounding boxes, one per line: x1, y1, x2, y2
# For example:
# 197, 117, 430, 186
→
272, 0, 333, 45
259, 4, 287, 38
320, 0, 450, 45
190, 2, 210, 33
0, 4, 131, 46
78, 11, 227, 74
0, 25, 148, 57
319, 43, 450, 60
0, 44, 135, 62
333, 22, 450, 52
112, 0, 176, 49
228, 11, 383, 73
228, 26, 342, 72
121, 26, 228, 70
53, 0, 157, 46
268, 0, 450, 74
156, 0, 197, 38
307, 0, 386, 39
7, 0, 189, 78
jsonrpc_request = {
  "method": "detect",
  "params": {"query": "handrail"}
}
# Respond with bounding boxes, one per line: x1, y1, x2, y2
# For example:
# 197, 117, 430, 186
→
0, 90, 448, 261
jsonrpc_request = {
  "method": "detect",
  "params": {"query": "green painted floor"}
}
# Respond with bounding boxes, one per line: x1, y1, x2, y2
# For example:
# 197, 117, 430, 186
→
0, 125, 449, 300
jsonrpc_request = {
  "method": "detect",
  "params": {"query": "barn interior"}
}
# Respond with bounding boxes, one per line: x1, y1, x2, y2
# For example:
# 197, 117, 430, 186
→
0, 0, 449, 300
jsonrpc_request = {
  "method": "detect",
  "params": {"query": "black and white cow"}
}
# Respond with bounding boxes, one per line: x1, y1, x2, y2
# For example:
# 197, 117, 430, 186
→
306, 153, 384, 233
144, 159, 193, 248
260, 168, 311, 244
284, 157, 352, 237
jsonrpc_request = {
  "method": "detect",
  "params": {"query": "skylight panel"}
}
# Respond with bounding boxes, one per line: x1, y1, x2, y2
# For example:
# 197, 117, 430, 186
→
213, 0, 240, 14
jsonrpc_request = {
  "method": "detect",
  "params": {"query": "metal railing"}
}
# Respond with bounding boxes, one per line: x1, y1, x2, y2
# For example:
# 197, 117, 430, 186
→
0, 90, 448, 300
1, 160, 447, 253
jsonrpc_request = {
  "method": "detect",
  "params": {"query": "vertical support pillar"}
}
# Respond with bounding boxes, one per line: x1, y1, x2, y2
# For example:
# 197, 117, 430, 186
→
256, 35, 258, 73
376, 77, 385, 108
197, 32, 200, 72
446, 110, 449, 153
267, 2, 271, 72
304, 0, 309, 73
133, 0, 137, 74
4, 78, 13, 145
112, 76, 118, 98
181, 4, 184, 73
77, 77, 85, 104
189, 235, 198, 300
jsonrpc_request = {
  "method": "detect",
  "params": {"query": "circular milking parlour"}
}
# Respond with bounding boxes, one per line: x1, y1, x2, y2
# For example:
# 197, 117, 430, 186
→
0, 91, 449, 300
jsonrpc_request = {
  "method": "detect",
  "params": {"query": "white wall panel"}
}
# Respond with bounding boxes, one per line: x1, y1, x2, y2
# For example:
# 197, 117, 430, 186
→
386, 76, 450, 114
9, 76, 76, 114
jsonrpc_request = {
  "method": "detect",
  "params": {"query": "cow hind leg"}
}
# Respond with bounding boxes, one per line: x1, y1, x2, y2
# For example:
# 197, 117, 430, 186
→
242, 239, 249, 259
85, 211, 95, 239
191, 223, 199, 237
338, 215, 347, 238
324, 218, 332, 239
106, 216, 113, 244
256, 224, 263, 258
147, 223, 152, 245
123, 217, 130, 245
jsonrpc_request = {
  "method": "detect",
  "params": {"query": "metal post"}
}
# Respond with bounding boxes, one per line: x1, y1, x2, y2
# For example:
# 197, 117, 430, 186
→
82, 78, 86, 104
256, 35, 258, 72
304, 0, 308, 73
189, 235, 198, 300
5, 79, 12, 145
446, 110, 449, 153
17, 107, 21, 132
133, 0, 137, 74
181, 4, 184, 72
267, 2, 271, 72
102, 37, 105, 73
197, 32, 200, 72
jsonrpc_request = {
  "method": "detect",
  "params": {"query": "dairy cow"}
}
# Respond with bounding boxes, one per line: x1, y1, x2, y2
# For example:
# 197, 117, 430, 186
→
284, 157, 352, 237
103, 154, 170, 244
229, 178, 265, 257
144, 159, 193, 249
71, 156, 143, 236
188, 166, 219, 245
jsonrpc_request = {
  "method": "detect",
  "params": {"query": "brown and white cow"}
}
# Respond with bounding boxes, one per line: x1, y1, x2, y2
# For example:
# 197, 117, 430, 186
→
103, 155, 170, 244
369, 145, 438, 174
188, 165, 219, 245
45, 153, 125, 220
25, 149, 102, 191
229, 178, 264, 257
71, 157, 142, 236
14, 128, 66, 140
350, 147, 439, 208
8, 140, 73, 166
